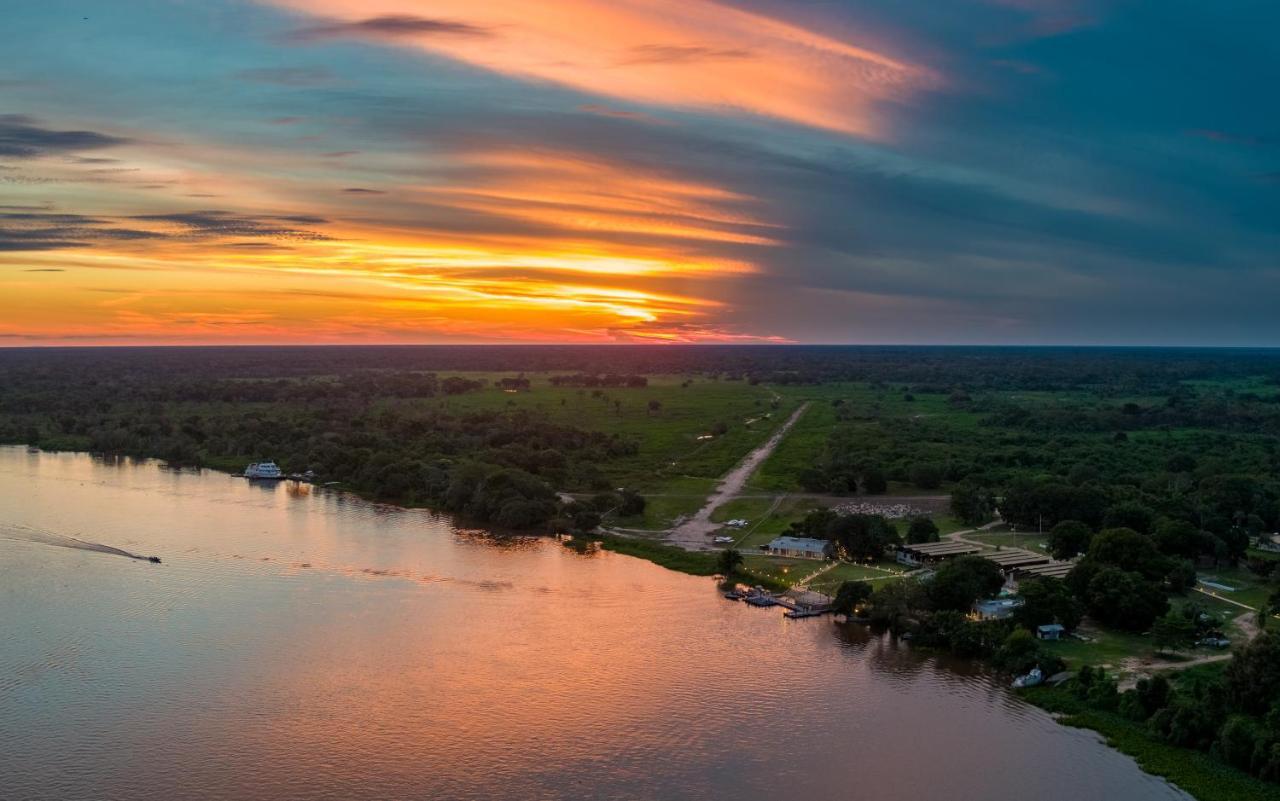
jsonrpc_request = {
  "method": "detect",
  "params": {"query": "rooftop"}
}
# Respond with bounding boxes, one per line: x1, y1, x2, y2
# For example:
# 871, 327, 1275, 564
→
766, 536, 828, 553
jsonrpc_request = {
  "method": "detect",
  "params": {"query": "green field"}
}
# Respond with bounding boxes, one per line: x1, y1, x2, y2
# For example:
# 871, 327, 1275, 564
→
429, 374, 798, 490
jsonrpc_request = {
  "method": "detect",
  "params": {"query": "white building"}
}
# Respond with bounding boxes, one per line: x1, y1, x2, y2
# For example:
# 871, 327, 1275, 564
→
765, 536, 829, 559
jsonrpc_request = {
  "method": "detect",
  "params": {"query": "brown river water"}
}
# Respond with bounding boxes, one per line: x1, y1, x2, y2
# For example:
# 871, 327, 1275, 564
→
0, 447, 1190, 801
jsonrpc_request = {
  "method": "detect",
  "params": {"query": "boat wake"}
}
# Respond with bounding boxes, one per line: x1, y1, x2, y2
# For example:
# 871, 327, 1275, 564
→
0, 523, 161, 563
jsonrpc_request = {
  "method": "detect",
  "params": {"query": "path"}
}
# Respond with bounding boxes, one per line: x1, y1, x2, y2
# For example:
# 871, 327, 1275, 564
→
668, 402, 809, 550
946, 519, 1007, 547
791, 559, 839, 591
1118, 610, 1260, 690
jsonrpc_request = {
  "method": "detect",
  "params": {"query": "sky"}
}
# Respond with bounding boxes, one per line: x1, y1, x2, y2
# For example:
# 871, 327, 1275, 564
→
1, 0, 1277, 346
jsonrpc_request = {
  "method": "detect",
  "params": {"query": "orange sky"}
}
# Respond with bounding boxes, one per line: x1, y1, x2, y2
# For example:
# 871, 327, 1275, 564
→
7, 0, 1271, 345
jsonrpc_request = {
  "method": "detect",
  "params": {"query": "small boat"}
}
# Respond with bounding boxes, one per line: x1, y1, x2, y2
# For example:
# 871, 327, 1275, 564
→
26, 446, 40, 453
244, 461, 285, 480
1012, 667, 1044, 689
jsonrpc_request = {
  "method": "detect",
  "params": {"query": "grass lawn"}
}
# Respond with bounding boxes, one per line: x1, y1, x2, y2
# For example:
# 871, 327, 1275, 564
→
739, 554, 829, 587
1043, 596, 1255, 671
1197, 565, 1273, 610
425, 373, 797, 490
596, 535, 718, 576
930, 515, 973, 535
610, 475, 717, 531
1041, 624, 1151, 670
716, 496, 823, 550
965, 531, 1053, 555
807, 562, 905, 595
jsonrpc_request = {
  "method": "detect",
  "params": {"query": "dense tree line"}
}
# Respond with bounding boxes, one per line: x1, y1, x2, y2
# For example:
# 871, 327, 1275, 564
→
0, 362, 645, 530
4, 345, 1279, 390
547, 373, 649, 388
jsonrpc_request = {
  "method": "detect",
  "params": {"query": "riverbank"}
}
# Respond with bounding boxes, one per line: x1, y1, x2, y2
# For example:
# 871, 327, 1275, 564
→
1020, 683, 1280, 801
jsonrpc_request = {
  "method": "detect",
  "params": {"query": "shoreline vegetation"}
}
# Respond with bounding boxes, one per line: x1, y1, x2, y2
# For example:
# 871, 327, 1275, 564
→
1022, 677, 1280, 801
4, 345, 1280, 800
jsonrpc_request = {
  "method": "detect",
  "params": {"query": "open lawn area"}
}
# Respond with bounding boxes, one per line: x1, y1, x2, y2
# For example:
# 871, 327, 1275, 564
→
1042, 597, 1254, 672
965, 531, 1053, 555
1197, 565, 1274, 610
609, 475, 716, 531
713, 496, 823, 550
425, 373, 800, 490
740, 554, 829, 587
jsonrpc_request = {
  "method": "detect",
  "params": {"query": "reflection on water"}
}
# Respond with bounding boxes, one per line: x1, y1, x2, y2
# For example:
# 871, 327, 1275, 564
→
0, 447, 1188, 801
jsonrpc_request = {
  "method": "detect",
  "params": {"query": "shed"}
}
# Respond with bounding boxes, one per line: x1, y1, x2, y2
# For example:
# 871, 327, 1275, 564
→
973, 598, 1024, 621
1037, 624, 1065, 641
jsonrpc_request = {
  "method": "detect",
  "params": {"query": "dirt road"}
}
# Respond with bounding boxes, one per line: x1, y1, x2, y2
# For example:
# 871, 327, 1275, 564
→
667, 403, 809, 550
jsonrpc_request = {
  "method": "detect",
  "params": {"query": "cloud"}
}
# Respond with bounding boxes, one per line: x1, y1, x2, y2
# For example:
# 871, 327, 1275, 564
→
0, 209, 333, 252
0, 114, 130, 159
576, 104, 661, 123
233, 67, 336, 86
265, 0, 934, 137
132, 210, 331, 240
288, 14, 491, 42
618, 44, 752, 66
0, 211, 163, 251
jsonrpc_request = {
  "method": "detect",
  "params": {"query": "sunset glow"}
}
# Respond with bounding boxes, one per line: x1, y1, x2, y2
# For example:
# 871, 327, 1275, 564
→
2, 1, 1277, 345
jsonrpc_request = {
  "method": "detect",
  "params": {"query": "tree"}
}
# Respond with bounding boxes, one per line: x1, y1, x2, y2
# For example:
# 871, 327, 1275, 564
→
716, 548, 744, 577
1154, 519, 1216, 560
862, 468, 887, 494
831, 580, 874, 615
1013, 577, 1083, 631
1225, 632, 1280, 716
1217, 715, 1267, 773
951, 483, 995, 526
617, 490, 646, 517
905, 516, 940, 544
1082, 566, 1169, 631
1048, 519, 1093, 560
927, 555, 1005, 612
561, 502, 602, 533
866, 578, 929, 631
826, 513, 899, 561
1086, 527, 1169, 581
908, 463, 943, 490
994, 628, 1042, 674
1104, 501, 1156, 535
1151, 611, 1196, 654
1129, 674, 1171, 721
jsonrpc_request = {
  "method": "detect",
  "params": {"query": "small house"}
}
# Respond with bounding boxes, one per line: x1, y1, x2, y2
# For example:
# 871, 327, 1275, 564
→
1037, 624, 1065, 641
972, 598, 1023, 621
765, 536, 830, 560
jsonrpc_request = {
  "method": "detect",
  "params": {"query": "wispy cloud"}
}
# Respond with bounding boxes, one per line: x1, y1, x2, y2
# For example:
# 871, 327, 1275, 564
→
288, 14, 491, 42
266, 0, 934, 136
0, 115, 130, 159
0, 209, 333, 252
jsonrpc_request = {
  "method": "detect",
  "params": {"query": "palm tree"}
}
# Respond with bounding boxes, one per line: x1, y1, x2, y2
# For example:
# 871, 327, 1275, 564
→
717, 547, 744, 576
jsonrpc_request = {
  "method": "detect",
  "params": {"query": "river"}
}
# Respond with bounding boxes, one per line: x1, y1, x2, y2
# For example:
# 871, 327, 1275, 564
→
0, 447, 1189, 801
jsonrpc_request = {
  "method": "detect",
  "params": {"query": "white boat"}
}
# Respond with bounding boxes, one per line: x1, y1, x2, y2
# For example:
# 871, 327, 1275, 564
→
244, 461, 284, 480
1012, 667, 1044, 689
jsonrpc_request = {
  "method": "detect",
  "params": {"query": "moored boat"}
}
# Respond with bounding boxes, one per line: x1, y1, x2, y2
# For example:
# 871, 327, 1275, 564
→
244, 461, 284, 480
